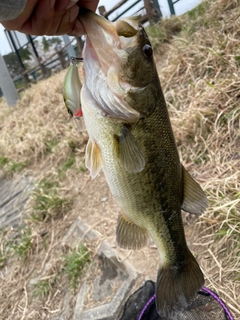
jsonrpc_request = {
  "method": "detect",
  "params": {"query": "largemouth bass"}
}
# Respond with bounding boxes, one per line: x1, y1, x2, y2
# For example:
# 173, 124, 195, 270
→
77, 9, 208, 318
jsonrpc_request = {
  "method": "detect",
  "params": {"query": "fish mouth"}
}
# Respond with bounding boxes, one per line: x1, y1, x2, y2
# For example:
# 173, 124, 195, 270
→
80, 9, 121, 75
80, 9, 140, 74
79, 9, 142, 122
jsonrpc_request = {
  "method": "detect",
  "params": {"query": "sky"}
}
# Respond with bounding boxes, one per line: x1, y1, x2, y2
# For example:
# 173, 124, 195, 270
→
0, 0, 202, 55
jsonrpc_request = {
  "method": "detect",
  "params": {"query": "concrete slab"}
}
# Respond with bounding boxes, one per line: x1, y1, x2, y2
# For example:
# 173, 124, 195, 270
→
61, 218, 138, 320
0, 174, 137, 319
0, 174, 34, 228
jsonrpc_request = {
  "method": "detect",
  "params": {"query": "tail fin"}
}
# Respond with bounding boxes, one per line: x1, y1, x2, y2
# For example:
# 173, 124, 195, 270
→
156, 251, 204, 318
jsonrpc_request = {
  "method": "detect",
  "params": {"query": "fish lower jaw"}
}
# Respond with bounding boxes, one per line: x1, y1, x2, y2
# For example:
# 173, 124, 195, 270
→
84, 37, 120, 80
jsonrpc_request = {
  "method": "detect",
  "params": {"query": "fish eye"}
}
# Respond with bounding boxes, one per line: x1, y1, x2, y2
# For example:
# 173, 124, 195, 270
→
142, 44, 153, 58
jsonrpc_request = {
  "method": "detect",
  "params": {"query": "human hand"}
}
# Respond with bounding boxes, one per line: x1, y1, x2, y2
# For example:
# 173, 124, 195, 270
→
0, 0, 99, 36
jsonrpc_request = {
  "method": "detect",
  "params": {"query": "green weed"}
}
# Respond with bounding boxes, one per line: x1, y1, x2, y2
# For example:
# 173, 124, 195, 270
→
235, 56, 240, 65
5, 161, 27, 175
215, 207, 240, 242
78, 165, 87, 173
0, 228, 9, 268
31, 178, 72, 221
147, 17, 182, 49
32, 278, 56, 299
187, 2, 208, 20
58, 152, 76, 177
10, 228, 32, 261
0, 156, 8, 167
44, 139, 59, 154
63, 244, 90, 289
0, 253, 6, 269
183, 1, 212, 34
0, 156, 27, 176
67, 140, 84, 152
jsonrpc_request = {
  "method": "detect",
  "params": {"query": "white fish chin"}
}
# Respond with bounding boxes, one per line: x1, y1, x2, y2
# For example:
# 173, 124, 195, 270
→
83, 37, 140, 123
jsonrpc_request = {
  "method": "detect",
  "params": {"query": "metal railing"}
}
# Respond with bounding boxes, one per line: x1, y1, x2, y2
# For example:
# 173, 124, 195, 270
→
3, 0, 164, 94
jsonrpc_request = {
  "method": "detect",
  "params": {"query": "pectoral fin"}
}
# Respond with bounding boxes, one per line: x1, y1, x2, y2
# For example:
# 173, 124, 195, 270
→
116, 212, 148, 250
85, 138, 103, 179
181, 165, 208, 215
116, 126, 145, 173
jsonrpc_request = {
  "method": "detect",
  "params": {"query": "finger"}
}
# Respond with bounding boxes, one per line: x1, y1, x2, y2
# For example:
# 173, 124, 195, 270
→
22, 1, 80, 35
20, 0, 57, 35
69, 1, 99, 36
1, 0, 38, 31
46, 5, 78, 35
55, 5, 79, 35
44, 14, 65, 35
79, 0, 99, 12
68, 18, 85, 36
55, 0, 79, 11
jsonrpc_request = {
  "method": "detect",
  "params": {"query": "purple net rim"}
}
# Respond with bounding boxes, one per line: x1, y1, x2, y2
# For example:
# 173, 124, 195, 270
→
137, 286, 234, 320
202, 286, 234, 320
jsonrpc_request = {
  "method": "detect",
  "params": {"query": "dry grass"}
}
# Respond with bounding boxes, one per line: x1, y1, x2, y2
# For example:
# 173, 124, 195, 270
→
156, 0, 240, 315
0, 69, 87, 175
0, 0, 239, 318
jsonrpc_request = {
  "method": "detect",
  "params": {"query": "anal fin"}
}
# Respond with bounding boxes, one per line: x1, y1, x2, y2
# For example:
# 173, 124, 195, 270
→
116, 212, 148, 250
117, 125, 145, 173
85, 138, 103, 179
181, 165, 208, 215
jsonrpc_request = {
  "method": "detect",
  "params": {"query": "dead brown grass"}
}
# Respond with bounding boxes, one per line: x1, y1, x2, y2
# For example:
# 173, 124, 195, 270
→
0, 0, 239, 318
157, 0, 240, 315
0, 69, 87, 175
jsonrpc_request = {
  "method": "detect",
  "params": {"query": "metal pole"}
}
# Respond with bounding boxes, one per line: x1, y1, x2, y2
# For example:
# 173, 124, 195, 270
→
6, 30, 26, 70
113, 0, 141, 21
153, 0, 162, 17
167, 0, 176, 15
143, 0, 161, 23
27, 35, 39, 58
0, 54, 19, 106
62, 35, 75, 59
